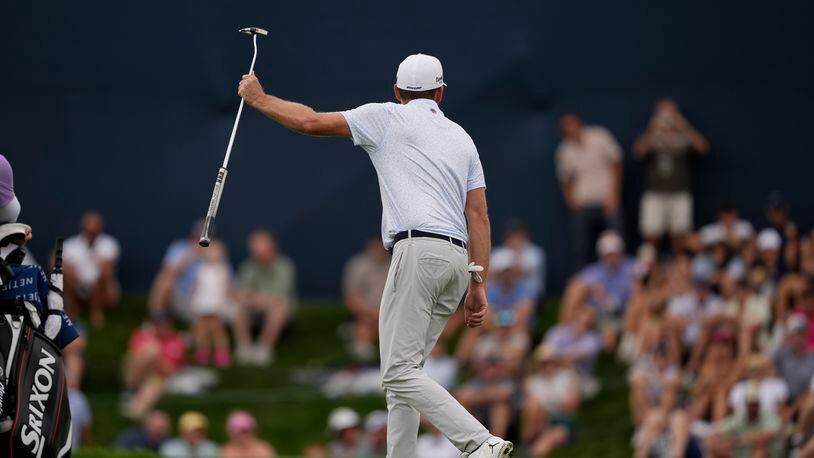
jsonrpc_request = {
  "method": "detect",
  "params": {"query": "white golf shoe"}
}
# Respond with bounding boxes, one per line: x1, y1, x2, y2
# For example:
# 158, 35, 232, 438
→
465, 436, 513, 457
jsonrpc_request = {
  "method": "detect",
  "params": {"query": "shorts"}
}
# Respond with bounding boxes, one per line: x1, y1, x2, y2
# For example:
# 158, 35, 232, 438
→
640, 191, 693, 237
548, 414, 576, 443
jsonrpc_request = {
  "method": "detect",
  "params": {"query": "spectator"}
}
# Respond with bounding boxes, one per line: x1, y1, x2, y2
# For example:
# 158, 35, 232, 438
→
115, 410, 172, 452
555, 113, 623, 268
363, 411, 388, 457
756, 228, 783, 282
485, 250, 535, 329
458, 310, 530, 377
774, 313, 814, 403
160, 411, 220, 458
561, 230, 635, 351
326, 407, 369, 458
220, 410, 276, 458
630, 345, 690, 458
234, 230, 297, 366
633, 98, 709, 252
455, 354, 516, 440
797, 287, 814, 351
545, 306, 602, 379
455, 252, 535, 367
416, 423, 459, 458
189, 240, 233, 368
520, 344, 580, 457
764, 192, 799, 272
424, 340, 459, 391
68, 386, 92, 449
122, 311, 186, 419
665, 268, 724, 360
689, 329, 742, 424
699, 203, 755, 253
707, 382, 783, 458
63, 210, 121, 327
341, 236, 390, 362
492, 220, 547, 298
728, 353, 789, 419
149, 220, 207, 321
722, 277, 771, 350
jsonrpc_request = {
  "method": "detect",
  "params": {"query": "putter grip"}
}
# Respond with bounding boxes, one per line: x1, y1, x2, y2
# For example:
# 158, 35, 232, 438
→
199, 168, 228, 247
53, 237, 64, 274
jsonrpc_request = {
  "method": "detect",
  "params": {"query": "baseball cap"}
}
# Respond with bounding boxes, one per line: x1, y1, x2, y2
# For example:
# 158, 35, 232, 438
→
534, 344, 558, 363
757, 228, 782, 251
396, 54, 446, 91
226, 410, 257, 433
596, 231, 624, 256
745, 353, 770, 372
787, 313, 809, 334
490, 250, 516, 273
328, 407, 360, 432
178, 411, 208, 433
364, 410, 388, 432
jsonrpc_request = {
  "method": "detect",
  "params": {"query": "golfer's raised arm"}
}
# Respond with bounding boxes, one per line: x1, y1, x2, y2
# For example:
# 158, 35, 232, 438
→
238, 74, 351, 137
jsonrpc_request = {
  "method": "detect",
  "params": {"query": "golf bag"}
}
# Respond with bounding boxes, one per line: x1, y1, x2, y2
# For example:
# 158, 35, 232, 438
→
0, 305, 72, 458
0, 227, 73, 458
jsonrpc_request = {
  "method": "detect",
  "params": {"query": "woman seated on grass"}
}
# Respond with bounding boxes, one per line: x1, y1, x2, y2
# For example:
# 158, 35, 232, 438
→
520, 344, 581, 457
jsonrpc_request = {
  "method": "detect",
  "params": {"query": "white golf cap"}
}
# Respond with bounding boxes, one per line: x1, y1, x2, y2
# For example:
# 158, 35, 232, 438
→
757, 228, 782, 251
327, 407, 360, 432
597, 230, 624, 256
490, 250, 516, 273
396, 54, 446, 91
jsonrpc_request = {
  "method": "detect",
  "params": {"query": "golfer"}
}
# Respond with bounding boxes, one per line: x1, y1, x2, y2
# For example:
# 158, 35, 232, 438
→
238, 53, 512, 458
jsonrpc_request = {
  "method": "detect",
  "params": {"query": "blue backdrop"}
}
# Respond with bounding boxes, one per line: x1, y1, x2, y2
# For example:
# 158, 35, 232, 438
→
2, 1, 813, 296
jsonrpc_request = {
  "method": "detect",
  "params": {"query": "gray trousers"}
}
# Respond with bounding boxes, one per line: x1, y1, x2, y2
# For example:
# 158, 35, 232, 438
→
379, 237, 491, 457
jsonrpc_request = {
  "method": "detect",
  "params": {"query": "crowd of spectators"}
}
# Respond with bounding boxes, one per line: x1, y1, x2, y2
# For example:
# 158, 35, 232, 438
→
17, 96, 814, 458
114, 409, 277, 458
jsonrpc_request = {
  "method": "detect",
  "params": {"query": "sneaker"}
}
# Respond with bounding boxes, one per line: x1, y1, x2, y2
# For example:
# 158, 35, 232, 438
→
468, 436, 513, 458
252, 345, 274, 366
235, 345, 254, 365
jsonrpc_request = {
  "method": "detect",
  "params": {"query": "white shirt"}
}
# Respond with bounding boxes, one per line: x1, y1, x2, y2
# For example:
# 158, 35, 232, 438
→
555, 126, 622, 206
63, 233, 120, 286
416, 433, 460, 458
729, 378, 789, 416
424, 354, 459, 390
341, 99, 486, 248
667, 291, 723, 345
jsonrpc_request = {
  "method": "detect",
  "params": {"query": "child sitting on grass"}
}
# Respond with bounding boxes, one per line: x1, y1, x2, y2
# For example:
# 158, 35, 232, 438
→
189, 241, 233, 368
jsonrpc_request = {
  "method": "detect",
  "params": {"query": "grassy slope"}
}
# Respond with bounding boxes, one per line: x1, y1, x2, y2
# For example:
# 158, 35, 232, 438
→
76, 297, 632, 457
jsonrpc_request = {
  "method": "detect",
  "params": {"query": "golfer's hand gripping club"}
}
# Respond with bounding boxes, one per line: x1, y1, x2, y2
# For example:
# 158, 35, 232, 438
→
200, 27, 267, 247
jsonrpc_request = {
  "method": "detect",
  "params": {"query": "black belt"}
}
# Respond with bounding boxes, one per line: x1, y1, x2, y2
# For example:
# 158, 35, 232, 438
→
388, 230, 467, 253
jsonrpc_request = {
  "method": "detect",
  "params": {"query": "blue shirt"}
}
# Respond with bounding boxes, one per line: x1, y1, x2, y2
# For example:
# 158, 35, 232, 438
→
162, 239, 202, 300
579, 257, 635, 314
486, 280, 534, 313
0, 264, 79, 348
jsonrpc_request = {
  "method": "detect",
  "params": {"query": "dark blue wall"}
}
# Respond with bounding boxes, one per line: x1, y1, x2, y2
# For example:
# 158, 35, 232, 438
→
2, 1, 812, 295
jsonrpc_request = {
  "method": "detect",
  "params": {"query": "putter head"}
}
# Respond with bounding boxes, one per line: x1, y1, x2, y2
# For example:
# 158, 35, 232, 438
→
239, 27, 268, 37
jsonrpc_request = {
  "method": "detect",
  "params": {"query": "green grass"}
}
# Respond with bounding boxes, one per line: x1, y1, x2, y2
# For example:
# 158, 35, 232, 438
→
74, 296, 632, 457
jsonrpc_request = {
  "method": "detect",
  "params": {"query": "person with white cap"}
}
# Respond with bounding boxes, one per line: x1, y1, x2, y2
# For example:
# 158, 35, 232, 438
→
327, 407, 369, 458
560, 230, 635, 351
364, 410, 389, 456
239, 54, 510, 457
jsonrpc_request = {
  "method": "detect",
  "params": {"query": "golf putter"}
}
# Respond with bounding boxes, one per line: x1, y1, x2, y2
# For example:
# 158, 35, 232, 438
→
199, 26, 269, 247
